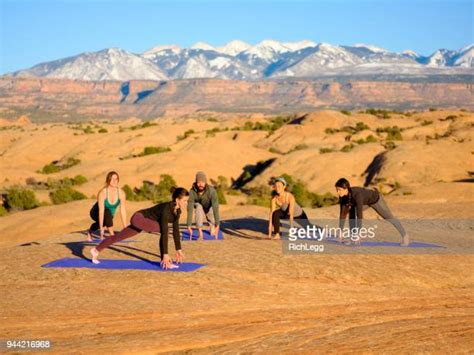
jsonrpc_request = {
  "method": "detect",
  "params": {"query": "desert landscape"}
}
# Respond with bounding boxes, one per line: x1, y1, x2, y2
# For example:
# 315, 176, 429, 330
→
0, 105, 473, 352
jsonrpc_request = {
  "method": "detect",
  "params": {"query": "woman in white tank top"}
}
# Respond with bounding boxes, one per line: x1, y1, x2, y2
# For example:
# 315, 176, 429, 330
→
268, 177, 310, 240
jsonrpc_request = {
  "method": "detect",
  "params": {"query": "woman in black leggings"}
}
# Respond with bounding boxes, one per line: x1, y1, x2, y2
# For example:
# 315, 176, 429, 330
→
335, 178, 410, 246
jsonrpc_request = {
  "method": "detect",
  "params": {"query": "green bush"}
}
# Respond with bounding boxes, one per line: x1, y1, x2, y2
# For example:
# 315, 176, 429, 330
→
246, 185, 272, 207
269, 147, 284, 154
319, 147, 335, 154
139, 146, 171, 156
40, 163, 61, 174
98, 128, 108, 133
40, 157, 81, 174
5, 186, 40, 211
177, 129, 195, 141
280, 174, 338, 208
383, 141, 397, 150
0, 205, 8, 217
376, 126, 403, 141
49, 187, 87, 205
287, 144, 308, 153
124, 175, 178, 203
356, 134, 378, 145
340, 143, 355, 152
365, 108, 391, 119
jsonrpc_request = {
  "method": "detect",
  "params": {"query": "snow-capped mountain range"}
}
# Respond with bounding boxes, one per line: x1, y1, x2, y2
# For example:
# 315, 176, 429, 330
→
6, 40, 473, 81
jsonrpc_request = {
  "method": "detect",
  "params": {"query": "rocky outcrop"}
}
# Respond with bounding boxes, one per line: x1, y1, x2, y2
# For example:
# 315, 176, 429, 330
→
0, 77, 472, 120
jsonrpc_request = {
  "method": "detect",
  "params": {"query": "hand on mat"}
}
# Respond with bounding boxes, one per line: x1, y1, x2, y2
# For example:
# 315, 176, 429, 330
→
175, 250, 184, 264
211, 225, 219, 239
161, 254, 172, 270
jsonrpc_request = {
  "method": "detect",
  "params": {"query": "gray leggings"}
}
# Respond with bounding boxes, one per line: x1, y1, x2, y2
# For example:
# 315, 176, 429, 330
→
370, 195, 406, 237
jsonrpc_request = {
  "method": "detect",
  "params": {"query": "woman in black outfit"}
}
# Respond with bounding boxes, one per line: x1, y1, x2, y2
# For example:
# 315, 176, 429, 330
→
90, 187, 189, 269
335, 178, 410, 246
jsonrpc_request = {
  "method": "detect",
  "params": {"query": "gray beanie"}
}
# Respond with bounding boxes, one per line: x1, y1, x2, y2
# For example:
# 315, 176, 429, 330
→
195, 171, 207, 183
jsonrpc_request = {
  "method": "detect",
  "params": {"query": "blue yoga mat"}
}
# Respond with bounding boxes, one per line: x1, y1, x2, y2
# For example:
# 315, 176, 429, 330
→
42, 257, 205, 272
325, 239, 445, 248
182, 229, 223, 241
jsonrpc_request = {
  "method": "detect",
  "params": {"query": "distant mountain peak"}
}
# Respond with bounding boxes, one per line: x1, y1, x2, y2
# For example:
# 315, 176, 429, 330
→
6, 40, 472, 81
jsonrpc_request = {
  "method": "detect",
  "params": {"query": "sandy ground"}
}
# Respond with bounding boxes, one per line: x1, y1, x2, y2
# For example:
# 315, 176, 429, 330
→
1, 109, 473, 353
0, 199, 473, 353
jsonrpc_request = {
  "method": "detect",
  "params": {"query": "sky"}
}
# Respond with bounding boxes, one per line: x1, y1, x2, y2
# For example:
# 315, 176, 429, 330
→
0, 0, 472, 74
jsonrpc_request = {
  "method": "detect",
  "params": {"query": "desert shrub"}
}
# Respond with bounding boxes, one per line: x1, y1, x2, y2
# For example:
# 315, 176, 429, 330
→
128, 121, 157, 131
325, 128, 339, 134
340, 143, 355, 152
98, 128, 108, 133
421, 120, 433, 126
269, 147, 284, 154
40, 157, 81, 174
279, 174, 338, 208
207, 117, 218, 122
287, 144, 308, 153
83, 126, 94, 134
383, 141, 397, 150
124, 175, 177, 203
40, 163, 61, 174
377, 126, 403, 141
206, 127, 228, 137
364, 108, 391, 119
177, 129, 195, 141
5, 186, 40, 211
442, 115, 457, 121
139, 146, 171, 156
233, 115, 293, 135
356, 134, 378, 145
340, 110, 351, 116
246, 184, 272, 207
0, 205, 8, 217
429, 108, 437, 112
49, 187, 87, 205
319, 147, 335, 154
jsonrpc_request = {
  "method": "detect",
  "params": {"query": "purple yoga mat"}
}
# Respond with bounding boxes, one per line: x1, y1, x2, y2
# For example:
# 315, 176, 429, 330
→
42, 257, 205, 272
182, 229, 223, 241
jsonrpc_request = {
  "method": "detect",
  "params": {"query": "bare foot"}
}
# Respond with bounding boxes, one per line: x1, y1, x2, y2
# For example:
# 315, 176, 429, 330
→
86, 231, 93, 242
198, 229, 204, 241
90, 247, 100, 264
273, 233, 281, 240
400, 234, 410, 247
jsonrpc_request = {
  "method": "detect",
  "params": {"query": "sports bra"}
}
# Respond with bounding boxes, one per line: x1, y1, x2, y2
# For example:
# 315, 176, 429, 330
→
104, 187, 121, 216
275, 192, 303, 216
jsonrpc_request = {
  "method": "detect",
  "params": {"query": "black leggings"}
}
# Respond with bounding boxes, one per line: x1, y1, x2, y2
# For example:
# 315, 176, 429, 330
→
89, 202, 113, 232
272, 209, 311, 234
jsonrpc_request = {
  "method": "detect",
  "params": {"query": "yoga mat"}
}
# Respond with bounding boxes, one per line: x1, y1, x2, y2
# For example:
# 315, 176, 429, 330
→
325, 239, 445, 248
182, 229, 223, 241
42, 257, 205, 272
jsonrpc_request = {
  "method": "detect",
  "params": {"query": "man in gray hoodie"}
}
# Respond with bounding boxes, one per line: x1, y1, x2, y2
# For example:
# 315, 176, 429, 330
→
187, 171, 221, 240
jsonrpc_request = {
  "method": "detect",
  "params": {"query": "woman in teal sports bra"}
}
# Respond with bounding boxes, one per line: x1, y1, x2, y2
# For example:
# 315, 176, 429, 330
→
87, 171, 127, 241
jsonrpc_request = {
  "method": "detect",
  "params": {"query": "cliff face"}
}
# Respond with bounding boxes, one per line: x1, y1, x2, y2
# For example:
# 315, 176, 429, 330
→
0, 77, 472, 120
